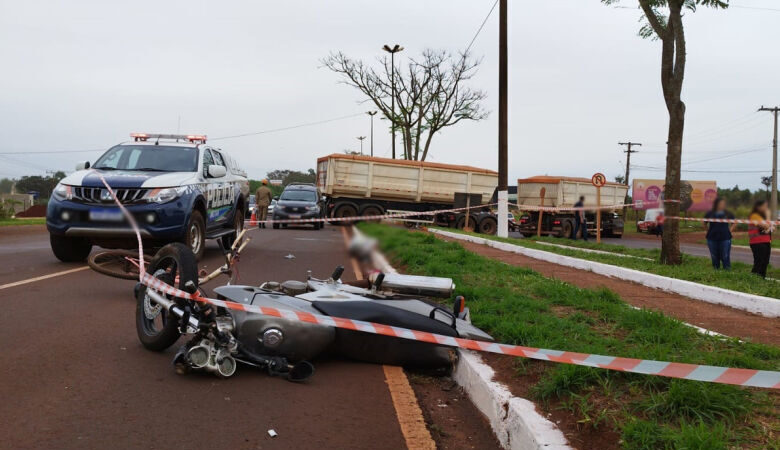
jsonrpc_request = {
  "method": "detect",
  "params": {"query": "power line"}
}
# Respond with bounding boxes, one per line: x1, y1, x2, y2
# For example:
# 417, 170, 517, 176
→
210, 113, 365, 141
464, 0, 499, 55
0, 148, 104, 155
731, 5, 780, 12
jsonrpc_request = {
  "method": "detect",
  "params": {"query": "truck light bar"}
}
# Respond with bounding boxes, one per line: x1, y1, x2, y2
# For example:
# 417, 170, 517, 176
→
130, 133, 207, 144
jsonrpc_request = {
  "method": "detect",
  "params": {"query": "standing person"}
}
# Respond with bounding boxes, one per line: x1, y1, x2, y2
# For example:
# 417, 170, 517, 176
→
571, 196, 588, 241
748, 200, 773, 278
254, 179, 273, 229
703, 197, 736, 270
655, 211, 665, 237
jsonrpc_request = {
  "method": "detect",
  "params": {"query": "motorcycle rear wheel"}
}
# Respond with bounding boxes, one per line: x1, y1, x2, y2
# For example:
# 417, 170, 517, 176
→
88, 250, 152, 280
136, 243, 199, 351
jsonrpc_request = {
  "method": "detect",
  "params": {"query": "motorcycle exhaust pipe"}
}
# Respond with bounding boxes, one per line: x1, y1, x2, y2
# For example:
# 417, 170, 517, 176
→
145, 288, 201, 331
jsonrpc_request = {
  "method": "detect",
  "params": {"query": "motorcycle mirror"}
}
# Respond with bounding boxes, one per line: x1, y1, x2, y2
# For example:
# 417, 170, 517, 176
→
373, 272, 385, 290
184, 280, 198, 294
288, 361, 315, 382
330, 265, 344, 282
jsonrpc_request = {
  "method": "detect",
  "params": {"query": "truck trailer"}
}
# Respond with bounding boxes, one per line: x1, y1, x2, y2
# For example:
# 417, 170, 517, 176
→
515, 176, 628, 238
316, 154, 499, 233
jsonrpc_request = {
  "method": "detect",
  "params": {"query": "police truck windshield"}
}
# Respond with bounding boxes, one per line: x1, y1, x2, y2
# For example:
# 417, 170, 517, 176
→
93, 146, 199, 172
280, 190, 317, 202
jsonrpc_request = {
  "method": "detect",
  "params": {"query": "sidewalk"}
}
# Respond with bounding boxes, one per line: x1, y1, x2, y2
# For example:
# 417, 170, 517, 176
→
436, 234, 779, 346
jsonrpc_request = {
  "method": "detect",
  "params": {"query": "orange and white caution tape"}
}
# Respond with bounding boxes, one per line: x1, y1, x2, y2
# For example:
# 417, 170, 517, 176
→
98, 174, 780, 390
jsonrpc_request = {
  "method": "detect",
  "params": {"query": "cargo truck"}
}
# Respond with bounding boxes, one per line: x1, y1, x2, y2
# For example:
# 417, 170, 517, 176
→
515, 176, 628, 238
316, 154, 499, 233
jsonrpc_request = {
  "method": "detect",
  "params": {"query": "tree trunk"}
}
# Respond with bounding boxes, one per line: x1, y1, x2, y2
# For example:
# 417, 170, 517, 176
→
661, 101, 685, 264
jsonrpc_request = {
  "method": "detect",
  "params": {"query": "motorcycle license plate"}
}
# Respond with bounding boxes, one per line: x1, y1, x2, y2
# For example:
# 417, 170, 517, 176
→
89, 208, 124, 222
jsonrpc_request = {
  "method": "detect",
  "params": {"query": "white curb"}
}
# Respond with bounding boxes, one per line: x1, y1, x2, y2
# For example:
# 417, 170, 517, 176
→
431, 229, 780, 318
354, 226, 571, 450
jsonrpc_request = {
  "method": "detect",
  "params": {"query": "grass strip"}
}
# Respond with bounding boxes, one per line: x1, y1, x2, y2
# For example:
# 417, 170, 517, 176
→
438, 228, 780, 299
359, 223, 780, 449
0, 218, 45, 226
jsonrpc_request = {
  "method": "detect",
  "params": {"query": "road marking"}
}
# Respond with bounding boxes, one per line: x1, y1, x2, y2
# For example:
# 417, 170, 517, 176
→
383, 365, 436, 450
0, 266, 90, 291
340, 226, 435, 450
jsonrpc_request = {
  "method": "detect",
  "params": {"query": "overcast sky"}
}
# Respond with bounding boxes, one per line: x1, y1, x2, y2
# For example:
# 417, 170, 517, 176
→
0, 0, 778, 190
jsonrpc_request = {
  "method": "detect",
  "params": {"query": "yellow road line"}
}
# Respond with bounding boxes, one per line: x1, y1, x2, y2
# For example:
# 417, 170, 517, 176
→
0, 266, 90, 291
340, 225, 435, 450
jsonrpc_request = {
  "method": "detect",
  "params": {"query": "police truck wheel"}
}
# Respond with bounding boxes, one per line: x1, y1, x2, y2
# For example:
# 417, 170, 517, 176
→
183, 211, 206, 261
50, 234, 92, 262
221, 210, 244, 250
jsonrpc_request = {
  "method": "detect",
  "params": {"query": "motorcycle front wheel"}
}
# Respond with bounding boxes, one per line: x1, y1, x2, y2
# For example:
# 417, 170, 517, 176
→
136, 243, 199, 351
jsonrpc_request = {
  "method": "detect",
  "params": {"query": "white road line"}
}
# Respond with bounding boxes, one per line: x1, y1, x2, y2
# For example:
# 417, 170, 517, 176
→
0, 266, 90, 291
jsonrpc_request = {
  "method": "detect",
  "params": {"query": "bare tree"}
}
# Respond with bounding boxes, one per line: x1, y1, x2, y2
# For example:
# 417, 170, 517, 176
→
322, 50, 487, 161
761, 175, 773, 200
604, 0, 728, 264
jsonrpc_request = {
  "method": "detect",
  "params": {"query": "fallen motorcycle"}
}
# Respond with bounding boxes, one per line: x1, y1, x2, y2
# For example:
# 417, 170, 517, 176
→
135, 242, 493, 382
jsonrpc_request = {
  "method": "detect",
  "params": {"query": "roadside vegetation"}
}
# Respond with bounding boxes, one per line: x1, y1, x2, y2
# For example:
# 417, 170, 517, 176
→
360, 223, 780, 449
0, 218, 46, 226
440, 228, 780, 299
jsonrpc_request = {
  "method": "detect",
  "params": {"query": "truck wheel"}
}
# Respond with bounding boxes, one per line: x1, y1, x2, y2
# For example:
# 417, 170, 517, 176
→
333, 203, 358, 225
50, 234, 92, 262
478, 217, 497, 235
182, 211, 206, 261
455, 215, 477, 230
560, 220, 573, 239
360, 205, 384, 223
221, 210, 243, 250
273, 223, 280, 229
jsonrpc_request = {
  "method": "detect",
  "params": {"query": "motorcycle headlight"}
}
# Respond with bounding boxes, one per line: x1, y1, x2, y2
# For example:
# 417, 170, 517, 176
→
145, 186, 188, 204
52, 183, 73, 200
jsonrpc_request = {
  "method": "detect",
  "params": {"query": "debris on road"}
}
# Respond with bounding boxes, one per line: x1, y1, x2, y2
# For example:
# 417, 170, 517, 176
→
284, 254, 295, 259
267, 429, 277, 438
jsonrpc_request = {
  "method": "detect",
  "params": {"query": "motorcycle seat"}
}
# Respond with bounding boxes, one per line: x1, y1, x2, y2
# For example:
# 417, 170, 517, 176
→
311, 301, 458, 337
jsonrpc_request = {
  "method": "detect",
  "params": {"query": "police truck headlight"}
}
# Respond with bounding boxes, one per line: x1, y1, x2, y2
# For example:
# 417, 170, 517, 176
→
144, 187, 188, 204
52, 183, 73, 200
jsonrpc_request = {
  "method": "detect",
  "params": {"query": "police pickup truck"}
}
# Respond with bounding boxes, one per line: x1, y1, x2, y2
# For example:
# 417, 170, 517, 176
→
47, 133, 249, 261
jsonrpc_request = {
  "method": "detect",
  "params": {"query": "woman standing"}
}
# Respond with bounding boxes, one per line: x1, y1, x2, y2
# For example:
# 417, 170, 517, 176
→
748, 200, 773, 278
704, 198, 736, 270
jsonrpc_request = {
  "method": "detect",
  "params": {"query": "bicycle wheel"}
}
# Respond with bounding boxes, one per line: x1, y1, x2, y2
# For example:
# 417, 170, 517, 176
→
88, 250, 151, 280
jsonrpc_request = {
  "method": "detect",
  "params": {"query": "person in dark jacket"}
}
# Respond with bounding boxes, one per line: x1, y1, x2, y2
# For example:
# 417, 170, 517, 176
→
703, 197, 736, 270
570, 196, 588, 241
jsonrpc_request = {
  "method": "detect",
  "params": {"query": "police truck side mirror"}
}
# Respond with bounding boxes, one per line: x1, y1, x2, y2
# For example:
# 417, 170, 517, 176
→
207, 165, 227, 178
76, 161, 90, 171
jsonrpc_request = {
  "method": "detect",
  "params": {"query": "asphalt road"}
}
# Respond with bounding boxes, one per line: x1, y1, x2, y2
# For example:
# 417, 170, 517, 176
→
0, 225, 409, 449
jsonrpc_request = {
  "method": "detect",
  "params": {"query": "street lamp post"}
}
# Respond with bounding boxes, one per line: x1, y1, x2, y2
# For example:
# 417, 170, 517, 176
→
382, 44, 404, 159
367, 111, 377, 157
357, 136, 366, 155
497, 0, 509, 238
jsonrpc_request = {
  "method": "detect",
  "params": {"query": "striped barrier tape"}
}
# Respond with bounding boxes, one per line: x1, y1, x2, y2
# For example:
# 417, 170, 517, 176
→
666, 216, 780, 226
252, 203, 498, 225
140, 272, 780, 389
97, 174, 780, 390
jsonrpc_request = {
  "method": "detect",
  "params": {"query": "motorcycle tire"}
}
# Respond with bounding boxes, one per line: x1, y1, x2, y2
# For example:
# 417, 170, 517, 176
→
136, 243, 198, 352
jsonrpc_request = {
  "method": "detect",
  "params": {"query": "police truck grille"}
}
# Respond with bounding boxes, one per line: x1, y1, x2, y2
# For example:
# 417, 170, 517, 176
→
73, 187, 149, 204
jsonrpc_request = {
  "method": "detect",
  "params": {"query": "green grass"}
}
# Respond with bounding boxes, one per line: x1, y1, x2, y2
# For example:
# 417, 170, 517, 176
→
0, 218, 45, 226
440, 229, 780, 298
359, 223, 780, 449
701, 237, 780, 249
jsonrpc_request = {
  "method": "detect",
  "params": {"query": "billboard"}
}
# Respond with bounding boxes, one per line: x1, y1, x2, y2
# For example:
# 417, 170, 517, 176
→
632, 179, 717, 212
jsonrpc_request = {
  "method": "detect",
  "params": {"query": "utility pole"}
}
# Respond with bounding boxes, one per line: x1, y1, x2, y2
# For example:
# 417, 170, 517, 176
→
759, 106, 779, 219
496, 0, 509, 238
619, 141, 641, 220
367, 111, 377, 157
357, 136, 366, 155
383, 44, 404, 159
618, 141, 641, 189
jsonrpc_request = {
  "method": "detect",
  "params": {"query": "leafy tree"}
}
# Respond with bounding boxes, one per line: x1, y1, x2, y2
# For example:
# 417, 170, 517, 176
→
614, 175, 626, 184
323, 49, 487, 161
604, 0, 729, 264
15, 171, 65, 197
761, 176, 772, 200
0, 178, 13, 194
